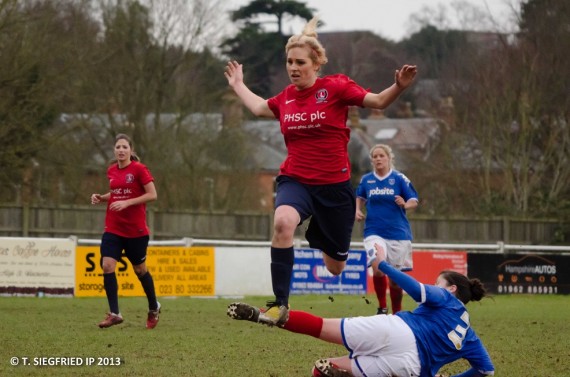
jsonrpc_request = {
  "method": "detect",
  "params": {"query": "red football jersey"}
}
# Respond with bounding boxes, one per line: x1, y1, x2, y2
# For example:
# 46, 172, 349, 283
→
104, 161, 154, 237
267, 74, 368, 185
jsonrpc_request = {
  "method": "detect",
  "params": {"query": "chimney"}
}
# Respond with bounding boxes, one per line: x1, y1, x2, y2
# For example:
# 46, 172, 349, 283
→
222, 89, 244, 127
396, 101, 413, 118
348, 106, 360, 127
403, 102, 413, 118
368, 108, 385, 119
438, 96, 455, 129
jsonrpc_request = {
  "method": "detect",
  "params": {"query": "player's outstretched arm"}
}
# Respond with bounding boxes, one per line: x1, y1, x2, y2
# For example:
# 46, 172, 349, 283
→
375, 243, 423, 301
224, 60, 274, 118
362, 64, 417, 109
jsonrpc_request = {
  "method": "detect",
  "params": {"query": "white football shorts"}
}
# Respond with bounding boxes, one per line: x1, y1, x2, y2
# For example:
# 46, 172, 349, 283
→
364, 235, 413, 271
342, 314, 421, 377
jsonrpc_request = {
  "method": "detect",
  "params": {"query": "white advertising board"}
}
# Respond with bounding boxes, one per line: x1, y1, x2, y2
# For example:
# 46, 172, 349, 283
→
0, 237, 76, 291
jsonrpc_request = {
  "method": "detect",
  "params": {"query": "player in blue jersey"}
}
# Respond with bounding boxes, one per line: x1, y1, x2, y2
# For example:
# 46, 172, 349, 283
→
227, 243, 494, 377
356, 144, 419, 315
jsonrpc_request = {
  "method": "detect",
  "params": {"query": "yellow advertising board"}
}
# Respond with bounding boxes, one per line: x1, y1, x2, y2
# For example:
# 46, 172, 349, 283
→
75, 246, 215, 297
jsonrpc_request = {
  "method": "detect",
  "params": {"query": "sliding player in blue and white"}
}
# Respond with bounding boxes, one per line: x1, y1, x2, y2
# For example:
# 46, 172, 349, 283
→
228, 243, 494, 377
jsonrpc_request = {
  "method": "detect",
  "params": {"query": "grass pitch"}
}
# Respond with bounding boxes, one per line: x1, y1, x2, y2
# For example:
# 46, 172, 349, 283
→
1, 294, 569, 376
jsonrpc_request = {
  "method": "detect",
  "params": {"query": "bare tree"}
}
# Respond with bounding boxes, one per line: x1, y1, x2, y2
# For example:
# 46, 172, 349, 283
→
408, 0, 518, 37
443, 0, 570, 217
0, 0, 100, 203
2, 0, 249, 212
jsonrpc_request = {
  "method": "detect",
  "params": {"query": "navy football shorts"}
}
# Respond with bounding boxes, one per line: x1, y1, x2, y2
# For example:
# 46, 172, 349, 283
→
100, 232, 150, 267
274, 175, 356, 261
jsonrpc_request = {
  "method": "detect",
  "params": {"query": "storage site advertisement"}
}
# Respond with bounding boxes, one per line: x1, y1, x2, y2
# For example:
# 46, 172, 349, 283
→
75, 246, 215, 297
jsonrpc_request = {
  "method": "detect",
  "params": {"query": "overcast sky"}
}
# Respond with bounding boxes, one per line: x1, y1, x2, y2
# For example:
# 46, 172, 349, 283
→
227, 0, 520, 42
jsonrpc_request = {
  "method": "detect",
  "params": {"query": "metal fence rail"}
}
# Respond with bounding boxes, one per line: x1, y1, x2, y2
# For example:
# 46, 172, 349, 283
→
2, 203, 568, 245
76, 237, 570, 255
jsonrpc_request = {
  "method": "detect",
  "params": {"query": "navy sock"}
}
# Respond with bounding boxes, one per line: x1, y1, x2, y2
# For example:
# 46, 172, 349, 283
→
103, 272, 119, 314
138, 271, 158, 310
270, 246, 295, 306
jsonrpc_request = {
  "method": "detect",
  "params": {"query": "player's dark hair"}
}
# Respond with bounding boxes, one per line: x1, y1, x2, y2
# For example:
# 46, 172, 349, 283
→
110, 133, 141, 164
440, 270, 487, 304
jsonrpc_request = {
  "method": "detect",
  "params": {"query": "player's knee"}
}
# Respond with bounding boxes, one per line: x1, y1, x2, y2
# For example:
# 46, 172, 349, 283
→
326, 264, 344, 276
373, 269, 384, 278
273, 216, 296, 236
133, 264, 148, 277
101, 258, 117, 274
101, 261, 116, 274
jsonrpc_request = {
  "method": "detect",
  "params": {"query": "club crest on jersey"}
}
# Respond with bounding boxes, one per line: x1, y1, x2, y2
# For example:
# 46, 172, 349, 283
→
315, 89, 328, 103
389, 179, 395, 185
125, 174, 135, 184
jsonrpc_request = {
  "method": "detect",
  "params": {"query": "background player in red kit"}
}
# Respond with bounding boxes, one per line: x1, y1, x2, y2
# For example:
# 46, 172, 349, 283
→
224, 16, 417, 325
91, 133, 160, 329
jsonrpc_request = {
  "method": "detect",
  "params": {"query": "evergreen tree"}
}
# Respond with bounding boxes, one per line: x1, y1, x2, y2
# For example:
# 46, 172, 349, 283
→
221, 0, 314, 98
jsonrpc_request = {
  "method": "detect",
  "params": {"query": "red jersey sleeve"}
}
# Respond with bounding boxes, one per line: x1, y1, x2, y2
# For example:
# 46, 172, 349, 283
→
137, 163, 154, 186
332, 74, 369, 106
268, 90, 287, 119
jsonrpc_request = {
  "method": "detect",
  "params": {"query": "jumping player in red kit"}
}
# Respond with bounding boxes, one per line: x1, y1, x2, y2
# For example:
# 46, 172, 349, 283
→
224, 16, 417, 324
91, 133, 161, 329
